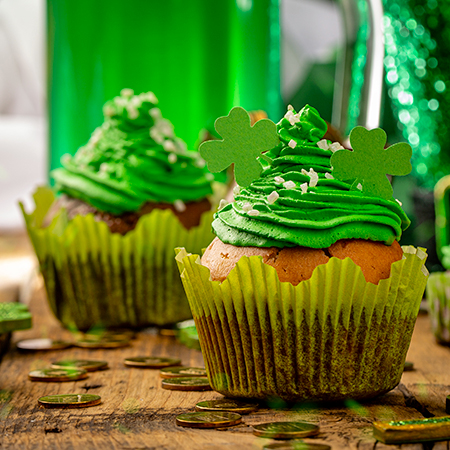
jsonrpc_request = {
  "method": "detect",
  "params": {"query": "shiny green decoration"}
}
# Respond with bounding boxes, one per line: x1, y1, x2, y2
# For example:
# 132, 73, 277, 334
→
331, 126, 412, 200
199, 107, 279, 187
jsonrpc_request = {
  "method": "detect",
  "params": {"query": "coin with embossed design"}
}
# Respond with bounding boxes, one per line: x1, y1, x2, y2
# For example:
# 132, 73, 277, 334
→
160, 366, 207, 378
263, 442, 330, 450
252, 422, 319, 439
195, 399, 258, 414
28, 368, 88, 382
75, 337, 130, 349
51, 359, 108, 372
176, 411, 242, 428
124, 356, 181, 368
162, 377, 211, 391
38, 394, 101, 408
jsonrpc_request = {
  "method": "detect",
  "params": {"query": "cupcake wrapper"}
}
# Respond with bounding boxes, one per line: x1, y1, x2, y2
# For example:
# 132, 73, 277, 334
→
21, 187, 215, 330
426, 272, 450, 343
176, 246, 428, 401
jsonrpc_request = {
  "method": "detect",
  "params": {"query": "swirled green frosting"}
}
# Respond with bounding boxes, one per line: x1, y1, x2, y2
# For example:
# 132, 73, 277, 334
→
52, 90, 213, 215
213, 105, 410, 248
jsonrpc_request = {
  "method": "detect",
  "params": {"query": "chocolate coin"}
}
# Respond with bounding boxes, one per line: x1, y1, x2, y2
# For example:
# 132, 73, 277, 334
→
124, 356, 181, 368
176, 411, 242, 428
195, 399, 258, 414
160, 366, 207, 378
38, 394, 101, 408
75, 337, 130, 349
28, 368, 88, 382
51, 359, 108, 372
253, 422, 320, 439
162, 377, 211, 391
17, 339, 72, 351
263, 442, 330, 450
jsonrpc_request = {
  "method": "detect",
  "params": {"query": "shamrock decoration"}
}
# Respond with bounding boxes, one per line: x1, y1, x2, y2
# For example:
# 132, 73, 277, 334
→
199, 107, 279, 187
331, 126, 412, 200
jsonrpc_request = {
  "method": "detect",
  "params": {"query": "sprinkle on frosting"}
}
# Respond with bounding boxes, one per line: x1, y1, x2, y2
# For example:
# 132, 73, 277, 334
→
288, 139, 297, 149
283, 180, 296, 190
317, 139, 329, 150
174, 199, 186, 212
233, 185, 241, 196
242, 202, 252, 212
274, 176, 285, 184
267, 191, 279, 204
248, 209, 260, 216
300, 182, 308, 194
218, 199, 228, 210
52, 90, 213, 214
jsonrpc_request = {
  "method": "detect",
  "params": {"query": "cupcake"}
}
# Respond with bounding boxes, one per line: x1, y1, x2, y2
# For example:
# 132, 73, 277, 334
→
176, 105, 428, 401
21, 89, 216, 331
427, 174, 450, 343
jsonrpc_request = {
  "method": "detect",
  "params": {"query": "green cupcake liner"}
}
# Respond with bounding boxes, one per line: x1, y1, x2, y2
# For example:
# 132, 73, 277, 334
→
21, 187, 215, 331
175, 246, 428, 401
426, 271, 450, 343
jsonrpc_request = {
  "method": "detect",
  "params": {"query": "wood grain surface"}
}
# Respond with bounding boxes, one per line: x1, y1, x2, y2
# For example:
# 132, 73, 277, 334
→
0, 280, 449, 450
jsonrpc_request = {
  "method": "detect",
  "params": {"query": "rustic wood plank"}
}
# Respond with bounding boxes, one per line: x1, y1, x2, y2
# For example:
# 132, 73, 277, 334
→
0, 280, 448, 450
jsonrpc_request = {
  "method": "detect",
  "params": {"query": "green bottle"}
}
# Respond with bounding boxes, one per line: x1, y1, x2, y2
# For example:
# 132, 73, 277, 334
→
47, 0, 281, 174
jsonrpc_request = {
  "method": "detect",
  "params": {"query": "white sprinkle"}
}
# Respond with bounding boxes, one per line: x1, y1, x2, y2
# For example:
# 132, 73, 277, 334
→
158, 119, 175, 138
357, 183, 363, 191
150, 128, 164, 144
284, 110, 301, 126
248, 209, 260, 217
61, 154, 72, 164
174, 200, 186, 212
395, 198, 403, 206
288, 139, 297, 149
130, 96, 142, 108
174, 138, 188, 154
168, 153, 177, 164
149, 108, 162, 120
233, 185, 241, 196
300, 182, 308, 194
100, 163, 109, 173
120, 88, 134, 97
195, 158, 206, 168
308, 168, 318, 187
287, 104, 294, 111
325, 172, 334, 180
205, 173, 214, 181
218, 199, 228, 210
274, 176, 285, 184
103, 105, 115, 117
267, 191, 279, 204
329, 142, 344, 152
127, 107, 139, 120
114, 97, 127, 107
163, 140, 176, 152
283, 180, 296, 190
317, 139, 329, 150
242, 202, 252, 212
144, 91, 158, 104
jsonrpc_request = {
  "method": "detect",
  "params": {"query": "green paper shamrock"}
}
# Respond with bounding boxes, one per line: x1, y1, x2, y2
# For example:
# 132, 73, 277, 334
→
199, 107, 279, 187
331, 126, 412, 200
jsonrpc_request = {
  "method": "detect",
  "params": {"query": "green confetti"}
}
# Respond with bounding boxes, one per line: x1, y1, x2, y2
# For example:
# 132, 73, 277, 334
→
199, 107, 279, 187
331, 126, 412, 200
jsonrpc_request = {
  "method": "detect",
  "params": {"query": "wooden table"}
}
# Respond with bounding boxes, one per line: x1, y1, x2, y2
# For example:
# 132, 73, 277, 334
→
1, 277, 450, 450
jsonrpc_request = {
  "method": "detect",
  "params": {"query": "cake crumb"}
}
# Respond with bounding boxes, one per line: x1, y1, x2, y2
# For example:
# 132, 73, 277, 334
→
168, 153, 177, 164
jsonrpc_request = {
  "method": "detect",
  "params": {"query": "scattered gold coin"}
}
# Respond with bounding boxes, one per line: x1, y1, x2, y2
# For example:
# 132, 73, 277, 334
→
75, 337, 130, 349
38, 394, 101, 408
51, 359, 108, 372
263, 442, 330, 450
252, 422, 320, 440
160, 366, 207, 378
17, 339, 72, 351
28, 368, 88, 382
124, 356, 181, 369
195, 399, 258, 415
162, 377, 211, 391
176, 411, 242, 428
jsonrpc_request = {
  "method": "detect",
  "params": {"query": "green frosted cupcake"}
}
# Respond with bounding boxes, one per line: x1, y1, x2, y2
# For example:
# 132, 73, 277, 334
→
176, 105, 428, 401
22, 89, 216, 331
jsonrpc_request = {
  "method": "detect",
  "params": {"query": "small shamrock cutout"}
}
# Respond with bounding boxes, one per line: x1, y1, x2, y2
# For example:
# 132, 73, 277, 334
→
199, 107, 279, 187
331, 126, 412, 200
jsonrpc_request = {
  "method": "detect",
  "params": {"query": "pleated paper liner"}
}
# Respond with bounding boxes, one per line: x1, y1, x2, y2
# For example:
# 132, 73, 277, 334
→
427, 271, 450, 344
176, 246, 428, 401
20, 187, 215, 331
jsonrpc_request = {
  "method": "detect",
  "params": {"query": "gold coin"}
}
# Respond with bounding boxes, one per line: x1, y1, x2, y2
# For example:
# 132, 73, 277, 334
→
124, 356, 181, 368
162, 377, 211, 391
38, 394, 101, 408
17, 339, 72, 351
252, 422, 320, 439
176, 411, 242, 428
263, 442, 330, 450
82, 330, 135, 341
51, 359, 108, 372
160, 366, 207, 378
75, 337, 130, 349
28, 368, 88, 382
195, 399, 258, 415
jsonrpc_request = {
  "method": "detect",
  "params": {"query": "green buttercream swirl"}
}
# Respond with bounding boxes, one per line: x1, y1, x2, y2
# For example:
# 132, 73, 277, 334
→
213, 105, 410, 248
52, 90, 213, 215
